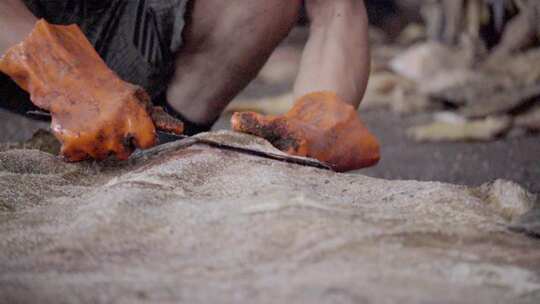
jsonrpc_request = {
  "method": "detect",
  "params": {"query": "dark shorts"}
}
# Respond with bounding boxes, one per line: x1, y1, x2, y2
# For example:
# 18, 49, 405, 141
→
1, 0, 190, 116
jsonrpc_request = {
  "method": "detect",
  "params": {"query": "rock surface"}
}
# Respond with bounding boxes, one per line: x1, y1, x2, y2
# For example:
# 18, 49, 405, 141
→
1, 131, 539, 304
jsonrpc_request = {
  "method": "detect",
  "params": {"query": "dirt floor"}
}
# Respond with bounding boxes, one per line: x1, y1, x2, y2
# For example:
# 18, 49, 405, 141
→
360, 110, 540, 194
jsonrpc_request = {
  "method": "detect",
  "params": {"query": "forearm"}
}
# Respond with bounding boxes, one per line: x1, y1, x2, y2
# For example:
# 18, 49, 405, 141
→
294, 0, 370, 108
0, 0, 36, 55
166, 0, 301, 125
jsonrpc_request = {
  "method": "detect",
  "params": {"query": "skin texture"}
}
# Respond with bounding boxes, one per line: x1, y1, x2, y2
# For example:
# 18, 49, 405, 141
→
167, 0, 303, 125
294, 0, 371, 107
167, 0, 370, 123
232, 92, 380, 172
0, 20, 182, 161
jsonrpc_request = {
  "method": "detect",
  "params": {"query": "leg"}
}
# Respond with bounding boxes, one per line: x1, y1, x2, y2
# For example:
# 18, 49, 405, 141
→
294, 0, 371, 108
166, 0, 302, 126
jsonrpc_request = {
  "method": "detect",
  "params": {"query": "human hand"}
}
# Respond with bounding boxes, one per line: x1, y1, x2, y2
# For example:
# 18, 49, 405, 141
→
0, 20, 168, 161
231, 91, 380, 172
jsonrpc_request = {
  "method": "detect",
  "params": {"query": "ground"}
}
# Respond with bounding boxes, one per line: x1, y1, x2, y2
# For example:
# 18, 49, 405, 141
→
361, 110, 540, 194
1, 131, 539, 303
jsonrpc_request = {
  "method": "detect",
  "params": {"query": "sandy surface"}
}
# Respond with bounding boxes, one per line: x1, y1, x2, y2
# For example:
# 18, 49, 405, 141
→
1, 131, 539, 303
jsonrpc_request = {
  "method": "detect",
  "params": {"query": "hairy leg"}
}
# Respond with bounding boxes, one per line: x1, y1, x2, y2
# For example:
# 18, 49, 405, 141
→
0, 0, 37, 55
166, 0, 302, 125
294, 0, 370, 108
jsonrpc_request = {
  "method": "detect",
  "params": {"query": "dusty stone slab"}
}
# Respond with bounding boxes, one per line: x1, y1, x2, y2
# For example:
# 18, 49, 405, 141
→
0, 131, 539, 304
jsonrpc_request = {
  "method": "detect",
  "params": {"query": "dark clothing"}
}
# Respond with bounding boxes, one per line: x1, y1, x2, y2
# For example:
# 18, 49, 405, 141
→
1, 0, 190, 119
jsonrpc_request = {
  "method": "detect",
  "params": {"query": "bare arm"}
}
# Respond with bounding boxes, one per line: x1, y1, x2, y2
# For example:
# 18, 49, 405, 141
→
165, 0, 302, 126
0, 0, 37, 55
231, 0, 380, 171
294, 0, 370, 108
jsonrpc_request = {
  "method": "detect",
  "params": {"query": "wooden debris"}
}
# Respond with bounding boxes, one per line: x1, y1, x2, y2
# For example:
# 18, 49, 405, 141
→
390, 42, 469, 81
361, 72, 429, 114
460, 84, 540, 118
407, 114, 512, 142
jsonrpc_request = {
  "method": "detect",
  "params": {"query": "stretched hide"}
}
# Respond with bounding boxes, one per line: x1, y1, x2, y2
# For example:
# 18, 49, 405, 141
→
1, 131, 539, 303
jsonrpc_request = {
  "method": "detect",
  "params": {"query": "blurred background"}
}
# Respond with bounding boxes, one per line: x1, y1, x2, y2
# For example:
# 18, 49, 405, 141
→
1, 0, 539, 193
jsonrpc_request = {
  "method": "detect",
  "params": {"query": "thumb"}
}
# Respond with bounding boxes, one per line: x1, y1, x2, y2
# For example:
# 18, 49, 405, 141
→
231, 112, 276, 137
231, 112, 307, 155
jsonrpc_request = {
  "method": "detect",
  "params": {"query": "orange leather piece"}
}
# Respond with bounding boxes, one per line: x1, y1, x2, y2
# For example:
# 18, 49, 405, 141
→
232, 91, 380, 172
0, 20, 174, 161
